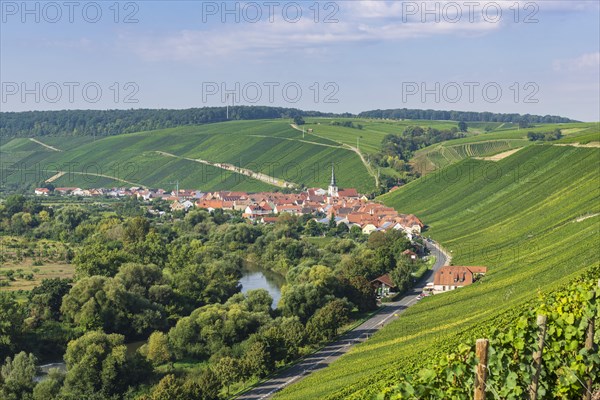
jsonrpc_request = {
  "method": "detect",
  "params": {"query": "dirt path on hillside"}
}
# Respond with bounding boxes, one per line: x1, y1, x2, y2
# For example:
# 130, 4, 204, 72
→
474, 148, 524, 161
45, 171, 66, 183
247, 134, 343, 149
555, 142, 600, 148
573, 213, 600, 223
30, 138, 62, 152
290, 124, 380, 187
155, 151, 296, 188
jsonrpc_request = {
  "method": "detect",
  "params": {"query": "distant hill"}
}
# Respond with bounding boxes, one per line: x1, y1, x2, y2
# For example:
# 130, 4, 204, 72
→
1, 106, 577, 138
0, 107, 345, 138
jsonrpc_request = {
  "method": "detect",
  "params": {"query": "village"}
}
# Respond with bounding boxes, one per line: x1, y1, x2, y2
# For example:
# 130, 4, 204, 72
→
34, 166, 486, 296
34, 167, 426, 238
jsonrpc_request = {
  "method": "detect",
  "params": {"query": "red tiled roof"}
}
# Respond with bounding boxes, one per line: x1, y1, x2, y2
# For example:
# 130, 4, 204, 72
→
371, 273, 396, 288
433, 266, 487, 287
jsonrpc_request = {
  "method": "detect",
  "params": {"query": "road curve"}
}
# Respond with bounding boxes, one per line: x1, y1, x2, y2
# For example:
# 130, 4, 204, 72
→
236, 240, 449, 400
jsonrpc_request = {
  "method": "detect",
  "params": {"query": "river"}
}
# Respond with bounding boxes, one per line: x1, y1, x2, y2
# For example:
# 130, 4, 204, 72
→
239, 265, 285, 309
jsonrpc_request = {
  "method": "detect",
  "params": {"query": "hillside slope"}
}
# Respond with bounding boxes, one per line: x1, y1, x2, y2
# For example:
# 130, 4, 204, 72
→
274, 145, 599, 399
1, 120, 375, 192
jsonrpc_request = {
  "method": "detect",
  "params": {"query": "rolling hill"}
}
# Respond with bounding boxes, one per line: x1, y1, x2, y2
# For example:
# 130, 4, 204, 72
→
2, 118, 597, 194
274, 144, 599, 399
1, 120, 376, 193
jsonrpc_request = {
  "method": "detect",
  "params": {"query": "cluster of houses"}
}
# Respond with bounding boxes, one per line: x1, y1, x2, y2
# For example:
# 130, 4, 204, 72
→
35, 166, 425, 237
34, 186, 201, 200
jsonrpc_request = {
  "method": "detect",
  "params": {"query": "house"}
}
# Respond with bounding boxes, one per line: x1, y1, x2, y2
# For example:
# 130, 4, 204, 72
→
243, 204, 272, 219
402, 249, 418, 261
338, 188, 359, 198
274, 204, 303, 215
371, 274, 396, 297
433, 266, 487, 294
362, 224, 379, 235
170, 202, 185, 211
34, 188, 50, 196
55, 187, 79, 195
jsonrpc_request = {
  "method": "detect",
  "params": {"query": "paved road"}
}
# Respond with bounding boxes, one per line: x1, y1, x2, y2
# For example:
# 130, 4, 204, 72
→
236, 240, 449, 400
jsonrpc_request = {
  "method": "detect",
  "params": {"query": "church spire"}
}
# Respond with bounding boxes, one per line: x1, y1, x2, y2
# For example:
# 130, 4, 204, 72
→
330, 163, 337, 187
328, 163, 338, 198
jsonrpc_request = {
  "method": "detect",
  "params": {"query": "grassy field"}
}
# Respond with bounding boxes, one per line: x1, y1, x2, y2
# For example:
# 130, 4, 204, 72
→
0, 236, 74, 292
274, 144, 599, 399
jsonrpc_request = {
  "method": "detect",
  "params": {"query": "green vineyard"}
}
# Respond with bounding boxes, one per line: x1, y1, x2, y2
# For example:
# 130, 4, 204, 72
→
378, 266, 599, 399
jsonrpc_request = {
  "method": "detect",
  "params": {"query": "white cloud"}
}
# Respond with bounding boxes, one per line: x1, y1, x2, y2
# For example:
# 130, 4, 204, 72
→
124, 11, 500, 62
121, 1, 596, 63
553, 52, 600, 72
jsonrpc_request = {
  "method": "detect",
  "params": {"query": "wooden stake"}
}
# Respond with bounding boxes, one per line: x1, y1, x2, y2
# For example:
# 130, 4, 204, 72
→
583, 281, 598, 400
530, 314, 548, 400
474, 339, 489, 400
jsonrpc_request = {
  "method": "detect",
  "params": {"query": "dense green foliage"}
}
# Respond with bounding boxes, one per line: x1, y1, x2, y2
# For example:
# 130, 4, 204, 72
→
527, 129, 563, 141
373, 125, 466, 186
1, 107, 576, 139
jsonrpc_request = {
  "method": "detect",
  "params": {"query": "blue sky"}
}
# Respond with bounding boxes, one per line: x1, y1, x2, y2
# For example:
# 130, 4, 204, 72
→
1, 1, 599, 121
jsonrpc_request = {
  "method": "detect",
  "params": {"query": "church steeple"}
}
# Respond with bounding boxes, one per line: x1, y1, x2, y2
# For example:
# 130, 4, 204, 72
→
330, 163, 337, 187
328, 163, 338, 198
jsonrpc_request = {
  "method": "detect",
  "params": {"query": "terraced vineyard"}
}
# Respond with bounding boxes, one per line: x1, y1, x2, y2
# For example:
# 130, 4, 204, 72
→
1, 120, 375, 192
412, 139, 528, 174
274, 145, 599, 400
411, 122, 599, 175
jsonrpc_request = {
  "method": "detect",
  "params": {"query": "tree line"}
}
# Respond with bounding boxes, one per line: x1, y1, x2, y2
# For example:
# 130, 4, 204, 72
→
373, 125, 466, 189
359, 109, 576, 124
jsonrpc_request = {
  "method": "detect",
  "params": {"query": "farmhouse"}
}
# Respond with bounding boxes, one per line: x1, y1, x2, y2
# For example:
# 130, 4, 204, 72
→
433, 266, 487, 294
34, 188, 50, 196
371, 274, 397, 297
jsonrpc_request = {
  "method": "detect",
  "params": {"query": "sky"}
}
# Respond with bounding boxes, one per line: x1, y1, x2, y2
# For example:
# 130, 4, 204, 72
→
1, 0, 599, 121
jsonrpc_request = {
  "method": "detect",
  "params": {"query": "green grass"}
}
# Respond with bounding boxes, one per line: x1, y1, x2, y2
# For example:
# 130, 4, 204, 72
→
274, 145, 599, 400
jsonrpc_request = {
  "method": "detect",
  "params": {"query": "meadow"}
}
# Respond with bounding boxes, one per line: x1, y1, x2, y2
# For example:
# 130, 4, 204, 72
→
0, 236, 74, 293
274, 144, 599, 399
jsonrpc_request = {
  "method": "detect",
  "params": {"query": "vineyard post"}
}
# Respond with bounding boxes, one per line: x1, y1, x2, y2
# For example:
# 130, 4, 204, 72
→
474, 339, 489, 400
583, 281, 599, 400
529, 314, 547, 400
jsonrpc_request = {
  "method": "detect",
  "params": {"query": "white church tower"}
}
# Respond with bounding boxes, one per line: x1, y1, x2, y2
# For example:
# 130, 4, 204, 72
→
328, 163, 339, 198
